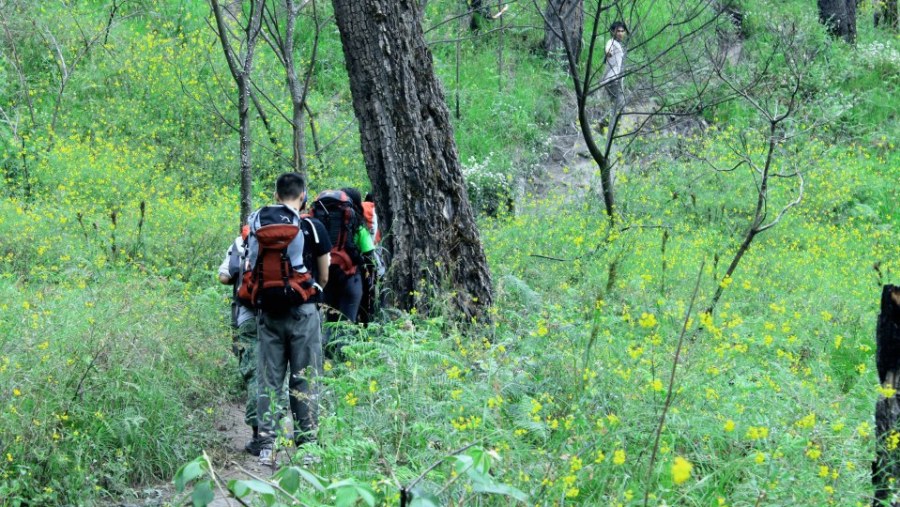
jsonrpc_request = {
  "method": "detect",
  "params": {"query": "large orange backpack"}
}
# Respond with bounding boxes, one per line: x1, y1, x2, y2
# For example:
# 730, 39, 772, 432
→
237, 205, 319, 312
361, 201, 382, 244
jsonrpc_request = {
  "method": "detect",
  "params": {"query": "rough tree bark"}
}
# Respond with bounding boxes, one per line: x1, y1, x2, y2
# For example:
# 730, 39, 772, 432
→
331, 0, 493, 320
875, 0, 899, 30
817, 0, 856, 43
874, 285, 900, 507
543, 0, 584, 63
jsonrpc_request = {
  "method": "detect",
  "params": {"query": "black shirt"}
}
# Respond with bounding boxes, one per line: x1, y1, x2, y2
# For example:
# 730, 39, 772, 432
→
301, 217, 332, 284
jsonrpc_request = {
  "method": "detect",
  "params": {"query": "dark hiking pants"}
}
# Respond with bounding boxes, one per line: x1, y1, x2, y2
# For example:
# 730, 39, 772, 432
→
256, 303, 322, 447
323, 271, 362, 358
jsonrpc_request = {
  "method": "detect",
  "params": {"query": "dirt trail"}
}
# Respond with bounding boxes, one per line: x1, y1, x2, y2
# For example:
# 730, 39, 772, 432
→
111, 68, 719, 507
110, 401, 273, 507
204, 403, 270, 507
532, 90, 662, 201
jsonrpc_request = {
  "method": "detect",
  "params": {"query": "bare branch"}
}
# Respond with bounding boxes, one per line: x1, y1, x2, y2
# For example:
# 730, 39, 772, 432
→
755, 172, 804, 233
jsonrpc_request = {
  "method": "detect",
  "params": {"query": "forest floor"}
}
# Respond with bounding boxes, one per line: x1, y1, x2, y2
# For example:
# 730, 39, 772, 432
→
110, 401, 267, 507
534, 88, 702, 202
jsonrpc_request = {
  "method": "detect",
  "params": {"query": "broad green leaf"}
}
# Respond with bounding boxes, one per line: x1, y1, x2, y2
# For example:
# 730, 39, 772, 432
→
327, 478, 358, 490
469, 447, 490, 475
409, 493, 441, 507
174, 457, 207, 492
297, 468, 326, 492
191, 480, 215, 507
453, 454, 473, 476
334, 486, 359, 507
275, 467, 300, 493
472, 481, 528, 502
455, 449, 491, 482
356, 484, 376, 506
229, 479, 249, 498
231, 479, 277, 496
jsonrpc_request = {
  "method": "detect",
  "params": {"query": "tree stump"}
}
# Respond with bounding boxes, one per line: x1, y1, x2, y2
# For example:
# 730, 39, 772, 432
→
817, 0, 857, 43
873, 284, 900, 506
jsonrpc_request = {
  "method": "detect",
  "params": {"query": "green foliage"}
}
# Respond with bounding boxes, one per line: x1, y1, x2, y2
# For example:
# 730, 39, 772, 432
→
0, 269, 230, 503
0, 0, 898, 504
720, 0, 900, 143
174, 446, 523, 506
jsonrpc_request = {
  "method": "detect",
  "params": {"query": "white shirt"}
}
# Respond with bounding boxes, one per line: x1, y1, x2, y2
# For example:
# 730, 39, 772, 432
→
602, 39, 625, 83
219, 236, 255, 327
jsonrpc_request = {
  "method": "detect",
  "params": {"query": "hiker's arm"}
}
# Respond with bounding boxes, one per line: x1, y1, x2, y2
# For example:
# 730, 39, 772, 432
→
218, 246, 234, 284
316, 253, 330, 288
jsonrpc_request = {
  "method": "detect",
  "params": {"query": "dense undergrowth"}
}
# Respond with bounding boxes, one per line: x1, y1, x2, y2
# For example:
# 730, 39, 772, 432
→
0, 0, 898, 505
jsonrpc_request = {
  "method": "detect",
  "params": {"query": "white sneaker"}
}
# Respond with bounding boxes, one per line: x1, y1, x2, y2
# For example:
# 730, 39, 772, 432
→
299, 453, 321, 466
259, 447, 275, 467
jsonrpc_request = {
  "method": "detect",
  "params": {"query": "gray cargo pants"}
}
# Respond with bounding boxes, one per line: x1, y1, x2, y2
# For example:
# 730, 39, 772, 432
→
256, 303, 322, 447
605, 77, 625, 130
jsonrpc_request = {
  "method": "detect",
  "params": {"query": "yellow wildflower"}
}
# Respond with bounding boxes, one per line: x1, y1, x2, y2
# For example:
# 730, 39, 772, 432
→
671, 456, 693, 485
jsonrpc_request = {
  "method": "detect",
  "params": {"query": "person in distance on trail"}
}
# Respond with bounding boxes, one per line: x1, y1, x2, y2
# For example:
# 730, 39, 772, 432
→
468, 0, 509, 31
218, 225, 284, 457
243, 173, 332, 467
600, 21, 628, 133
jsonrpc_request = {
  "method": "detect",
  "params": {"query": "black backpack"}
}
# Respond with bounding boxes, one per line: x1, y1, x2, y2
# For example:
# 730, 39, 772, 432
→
310, 190, 363, 278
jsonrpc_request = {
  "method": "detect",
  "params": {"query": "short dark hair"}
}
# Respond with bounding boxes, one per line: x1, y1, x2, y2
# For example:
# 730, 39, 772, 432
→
341, 187, 363, 214
276, 172, 306, 200
610, 21, 627, 33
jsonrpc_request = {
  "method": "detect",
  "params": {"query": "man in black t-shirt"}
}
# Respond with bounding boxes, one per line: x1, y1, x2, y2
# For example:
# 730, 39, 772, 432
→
250, 173, 332, 467
301, 214, 332, 291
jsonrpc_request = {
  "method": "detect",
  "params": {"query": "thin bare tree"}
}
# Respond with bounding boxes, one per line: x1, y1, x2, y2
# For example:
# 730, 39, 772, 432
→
209, 0, 265, 226
537, 0, 726, 225
0, 0, 125, 199
260, 0, 323, 179
699, 23, 823, 313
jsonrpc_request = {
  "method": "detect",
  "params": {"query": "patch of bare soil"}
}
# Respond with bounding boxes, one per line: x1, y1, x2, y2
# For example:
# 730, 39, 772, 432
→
108, 401, 276, 507
530, 88, 665, 201
529, 66, 725, 207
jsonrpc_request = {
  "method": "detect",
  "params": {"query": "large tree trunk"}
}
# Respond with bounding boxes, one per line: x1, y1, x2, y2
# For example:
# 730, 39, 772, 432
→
874, 285, 900, 506
331, 0, 493, 320
818, 0, 856, 43
543, 0, 584, 63
876, 0, 899, 30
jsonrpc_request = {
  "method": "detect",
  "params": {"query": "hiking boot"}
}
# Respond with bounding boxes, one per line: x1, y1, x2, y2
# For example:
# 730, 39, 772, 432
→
244, 437, 263, 457
259, 446, 275, 467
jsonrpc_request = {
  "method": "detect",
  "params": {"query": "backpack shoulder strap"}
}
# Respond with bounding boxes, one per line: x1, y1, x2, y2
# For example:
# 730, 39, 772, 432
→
301, 217, 319, 244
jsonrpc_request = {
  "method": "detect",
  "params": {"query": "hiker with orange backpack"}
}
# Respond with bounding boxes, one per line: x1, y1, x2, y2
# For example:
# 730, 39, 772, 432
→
217, 225, 285, 457
359, 192, 384, 325
310, 187, 375, 358
239, 173, 332, 466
